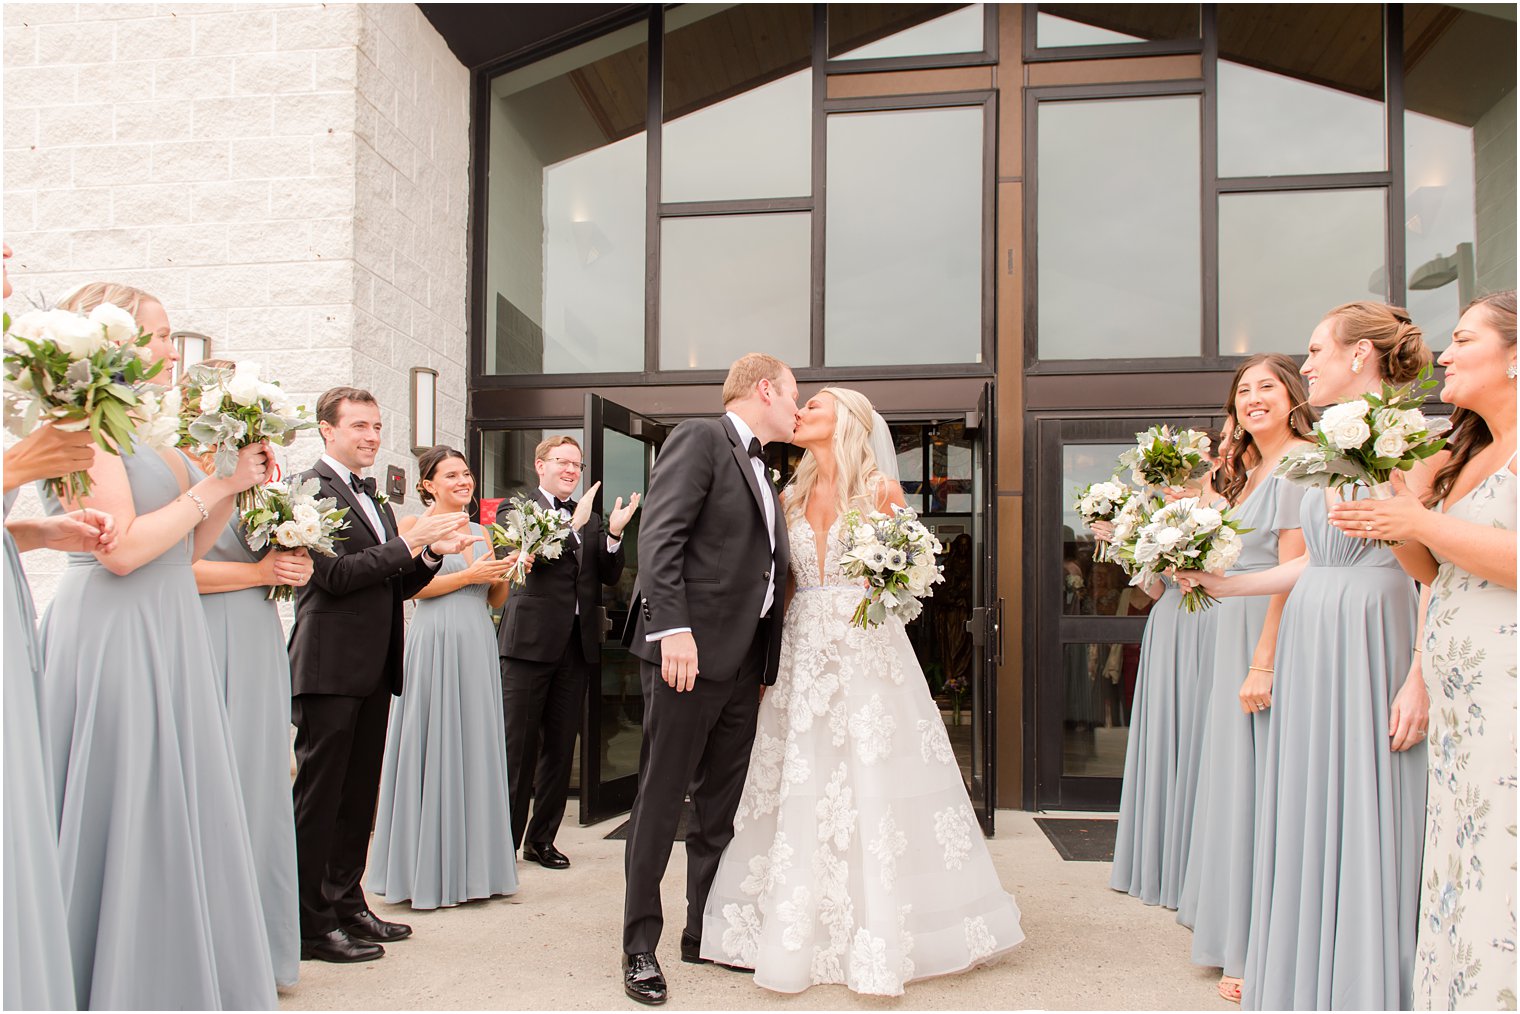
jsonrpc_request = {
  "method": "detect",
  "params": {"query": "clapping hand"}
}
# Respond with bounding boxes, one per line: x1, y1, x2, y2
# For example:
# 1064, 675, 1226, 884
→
3, 423, 97, 492
462, 551, 521, 585
570, 481, 601, 532
404, 511, 471, 555
607, 492, 641, 538
1327, 471, 1425, 544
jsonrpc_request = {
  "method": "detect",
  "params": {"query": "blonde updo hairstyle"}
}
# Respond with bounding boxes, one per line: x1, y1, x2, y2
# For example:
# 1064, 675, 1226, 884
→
784, 386, 886, 522
1323, 301, 1431, 385
57, 280, 159, 321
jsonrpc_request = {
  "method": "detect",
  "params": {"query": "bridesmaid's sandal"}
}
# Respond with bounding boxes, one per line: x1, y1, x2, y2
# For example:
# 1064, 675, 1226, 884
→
1218, 976, 1242, 1004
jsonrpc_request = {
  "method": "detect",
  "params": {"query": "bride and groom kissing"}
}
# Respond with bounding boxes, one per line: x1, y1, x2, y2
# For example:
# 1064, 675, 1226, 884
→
620, 353, 1022, 1004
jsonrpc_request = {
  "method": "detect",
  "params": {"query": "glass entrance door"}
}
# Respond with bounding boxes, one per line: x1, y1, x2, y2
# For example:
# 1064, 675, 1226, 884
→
1032, 414, 1217, 810
579, 394, 668, 824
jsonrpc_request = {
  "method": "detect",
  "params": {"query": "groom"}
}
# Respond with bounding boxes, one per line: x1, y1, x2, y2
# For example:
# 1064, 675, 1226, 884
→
620, 353, 797, 1005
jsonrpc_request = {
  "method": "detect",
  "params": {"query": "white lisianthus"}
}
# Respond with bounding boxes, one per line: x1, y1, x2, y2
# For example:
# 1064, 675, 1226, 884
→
1373, 429, 1410, 459
88, 302, 139, 345
275, 520, 304, 548
226, 362, 264, 407
1325, 414, 1371, 450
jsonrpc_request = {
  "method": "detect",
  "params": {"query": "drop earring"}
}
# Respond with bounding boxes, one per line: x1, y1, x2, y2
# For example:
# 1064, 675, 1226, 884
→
1351, 356, 1364, 374
1508, 363, 1517, 380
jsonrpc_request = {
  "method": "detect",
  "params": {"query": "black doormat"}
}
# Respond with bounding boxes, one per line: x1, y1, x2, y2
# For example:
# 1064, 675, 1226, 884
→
1034, 817, 1117, 862
604, 800, 696, 841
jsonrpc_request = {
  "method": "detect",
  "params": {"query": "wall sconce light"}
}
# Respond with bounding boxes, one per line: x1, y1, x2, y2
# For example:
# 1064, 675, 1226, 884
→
410, 366, 438, 453
171, 331, 211, 380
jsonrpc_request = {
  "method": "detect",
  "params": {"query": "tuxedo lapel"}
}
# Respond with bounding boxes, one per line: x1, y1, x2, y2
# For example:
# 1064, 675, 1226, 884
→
722, 416, 769, 528
315, 459, 379, 547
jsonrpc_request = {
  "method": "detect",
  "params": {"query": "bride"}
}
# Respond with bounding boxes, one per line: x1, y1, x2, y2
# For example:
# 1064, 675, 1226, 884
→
698, 386, 1023, 995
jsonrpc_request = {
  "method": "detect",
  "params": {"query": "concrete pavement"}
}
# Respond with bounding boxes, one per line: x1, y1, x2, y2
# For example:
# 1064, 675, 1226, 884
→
280, 807, 1235, 1011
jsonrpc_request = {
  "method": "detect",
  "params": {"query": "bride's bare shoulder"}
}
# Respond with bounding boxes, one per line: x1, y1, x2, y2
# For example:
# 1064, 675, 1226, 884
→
872, 477, 907, 513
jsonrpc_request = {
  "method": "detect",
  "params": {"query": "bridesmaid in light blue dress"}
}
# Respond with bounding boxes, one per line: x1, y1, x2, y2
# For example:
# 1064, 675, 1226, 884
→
3, 421, 112, 1011
190, 450, 310, 990
38, 283, 276, 1009
1100, 462, 1223, 911
1194, 303, 1431, 1010
367, 446, 520, 909
1176, 354, 1315, 1005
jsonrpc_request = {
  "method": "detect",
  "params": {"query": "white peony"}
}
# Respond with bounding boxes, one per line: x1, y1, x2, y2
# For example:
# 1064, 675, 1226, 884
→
42, 309, 108, 359
225, 361, 264, 407
88, 302, 139, 345
1152, 525, 1187, 551
274, 520, 304, 548
1189, 507, 1222, 533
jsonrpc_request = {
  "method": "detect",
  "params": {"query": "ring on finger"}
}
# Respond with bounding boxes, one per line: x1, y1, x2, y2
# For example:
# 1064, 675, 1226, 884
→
1363, 521, 1373, 532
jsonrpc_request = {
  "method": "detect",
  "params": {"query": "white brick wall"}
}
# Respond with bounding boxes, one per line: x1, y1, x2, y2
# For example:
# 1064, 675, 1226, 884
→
3, 2, 471, 609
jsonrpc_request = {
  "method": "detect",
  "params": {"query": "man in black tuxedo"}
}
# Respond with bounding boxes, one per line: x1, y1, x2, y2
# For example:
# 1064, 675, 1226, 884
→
288, 387, 475, 963
620, 353, 798, 1005
497, 434, 639, 869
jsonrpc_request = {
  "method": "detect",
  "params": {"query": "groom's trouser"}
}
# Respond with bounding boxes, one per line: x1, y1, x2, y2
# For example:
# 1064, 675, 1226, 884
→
622, 623, 766, 955
291, 685, 391, 938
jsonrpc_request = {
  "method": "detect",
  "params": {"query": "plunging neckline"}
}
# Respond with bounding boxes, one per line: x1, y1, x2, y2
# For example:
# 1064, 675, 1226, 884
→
806, 514, 840, 587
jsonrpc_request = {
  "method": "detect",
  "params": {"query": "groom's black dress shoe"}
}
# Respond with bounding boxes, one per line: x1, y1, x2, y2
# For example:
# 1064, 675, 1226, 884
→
622, 952, 667, 1005
301, 928, 383, 963
522, 841, 570, 869
341, 909, 412, 943
680, 938, 749, 973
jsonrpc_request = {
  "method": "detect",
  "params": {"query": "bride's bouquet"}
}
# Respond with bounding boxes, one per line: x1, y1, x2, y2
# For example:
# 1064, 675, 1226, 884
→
1116, 425, 1213, 490
2, 302, 166, 500
241, 476, 349, 600
180, 361, 315, 512
836, 505, 944, 628
1073, 479, 1137, 562
1275, 369, 1449, 545
1111, 496, 1250, 612
487, 495, 571, 585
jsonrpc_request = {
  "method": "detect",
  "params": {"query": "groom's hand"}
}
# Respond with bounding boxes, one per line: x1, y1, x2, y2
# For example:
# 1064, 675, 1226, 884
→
660, 631, 699, 692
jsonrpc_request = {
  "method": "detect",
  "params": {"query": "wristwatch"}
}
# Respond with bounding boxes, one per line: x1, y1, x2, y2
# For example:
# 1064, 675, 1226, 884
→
421, 546, 442, 566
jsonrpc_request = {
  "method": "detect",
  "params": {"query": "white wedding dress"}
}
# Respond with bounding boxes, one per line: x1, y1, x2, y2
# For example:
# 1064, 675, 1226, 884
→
699, 514, 1023, 995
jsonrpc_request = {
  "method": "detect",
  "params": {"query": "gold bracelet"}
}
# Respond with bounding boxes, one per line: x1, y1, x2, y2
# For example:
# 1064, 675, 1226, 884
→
1248, 665, 1274, 673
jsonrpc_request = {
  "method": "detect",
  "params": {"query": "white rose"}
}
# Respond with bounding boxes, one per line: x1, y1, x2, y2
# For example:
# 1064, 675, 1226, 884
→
225, 363, 263, 407
1321, 399, 1371, 426
851, 523, 877, 546
88, 301, 139, 345
293, 504, 320, 526
297, 519, 321, 542
1373, 429, 1409, 459
1325, 415, 1371, 450
43, 309, 108, 359
1399, 408, 1429, 433
274, 520, 304, 548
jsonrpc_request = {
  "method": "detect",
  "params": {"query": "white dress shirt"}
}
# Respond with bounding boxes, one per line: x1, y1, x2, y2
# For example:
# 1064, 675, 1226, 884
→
647, 410, 775, 642
322, 453, 386, 540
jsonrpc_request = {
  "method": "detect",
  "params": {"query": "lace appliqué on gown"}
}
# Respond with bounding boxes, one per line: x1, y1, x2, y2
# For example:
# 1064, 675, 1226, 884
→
703, 516, 1023, 995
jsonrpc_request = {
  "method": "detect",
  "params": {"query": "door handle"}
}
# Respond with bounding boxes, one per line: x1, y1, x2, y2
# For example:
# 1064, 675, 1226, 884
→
597, 605, 613, 642
967, 607, 987, 647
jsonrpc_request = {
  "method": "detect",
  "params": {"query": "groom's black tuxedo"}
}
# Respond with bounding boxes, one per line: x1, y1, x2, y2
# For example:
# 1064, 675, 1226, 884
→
288, 457, 440, 938
621, 414, 789, 957
497, 489, 625, 848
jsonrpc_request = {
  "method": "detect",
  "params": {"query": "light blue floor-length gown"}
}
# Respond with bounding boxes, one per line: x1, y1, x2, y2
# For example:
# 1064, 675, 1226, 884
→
366, 523, 518, 908
1110, 579, 1218, 909
37, 444, 276, 1009
1177, 475, 1299, 980
1242, 488, 1424, 1011
193, 467, 300, 989
3, 491, 76, 1010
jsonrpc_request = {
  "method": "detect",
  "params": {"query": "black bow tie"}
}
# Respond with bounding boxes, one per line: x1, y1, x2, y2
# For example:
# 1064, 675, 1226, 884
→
553, 496, 576, 513
349, 473, 377, 498
747, 438, 763, 460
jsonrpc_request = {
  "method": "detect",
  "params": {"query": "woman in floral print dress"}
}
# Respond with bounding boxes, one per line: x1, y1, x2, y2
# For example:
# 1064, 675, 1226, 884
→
1331, 291, 1518, 1010
699, 387, 1022, 996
